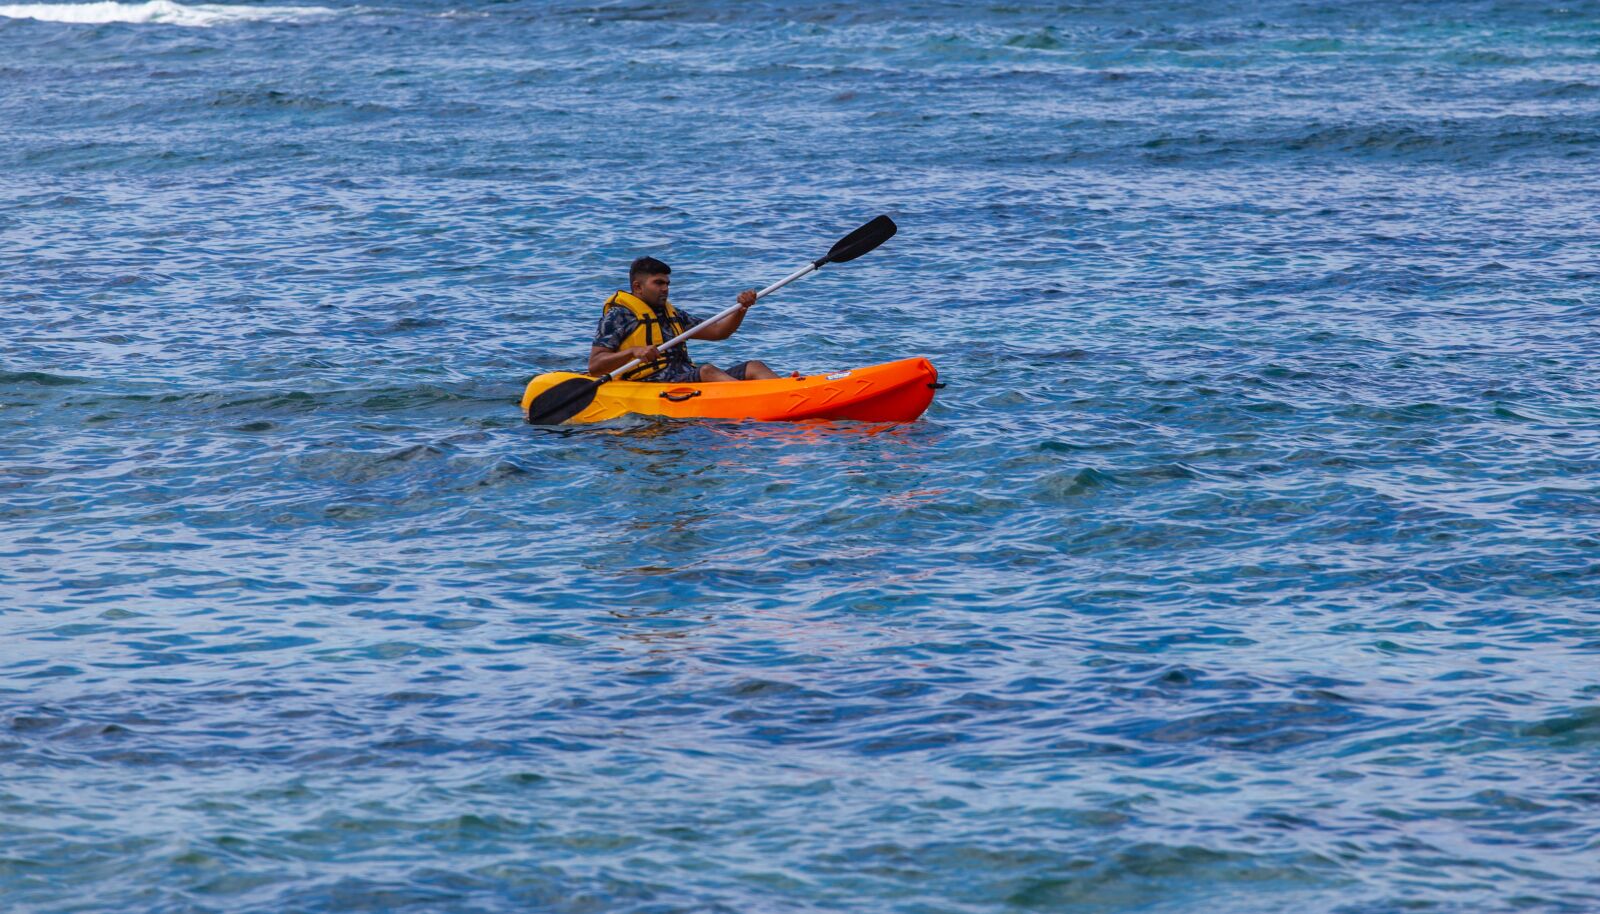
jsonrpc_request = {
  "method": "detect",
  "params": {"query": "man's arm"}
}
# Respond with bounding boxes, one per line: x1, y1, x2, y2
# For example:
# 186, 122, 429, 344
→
689, 289, 758, 341
588, 307, 660, 376
588, 344, 661, 377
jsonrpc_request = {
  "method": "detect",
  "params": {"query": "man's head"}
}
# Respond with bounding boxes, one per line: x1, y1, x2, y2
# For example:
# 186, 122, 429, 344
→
629, 257, 671, 309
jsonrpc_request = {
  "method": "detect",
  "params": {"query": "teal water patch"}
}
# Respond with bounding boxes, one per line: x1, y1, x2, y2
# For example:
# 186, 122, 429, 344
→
3, 1, 1600, 912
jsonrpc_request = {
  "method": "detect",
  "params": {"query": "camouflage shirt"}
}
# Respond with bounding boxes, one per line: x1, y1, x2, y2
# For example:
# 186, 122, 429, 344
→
592, 303, 701, 383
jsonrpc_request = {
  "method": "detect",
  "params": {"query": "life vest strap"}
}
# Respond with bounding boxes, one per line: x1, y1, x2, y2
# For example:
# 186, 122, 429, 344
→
602, 290, 687, 380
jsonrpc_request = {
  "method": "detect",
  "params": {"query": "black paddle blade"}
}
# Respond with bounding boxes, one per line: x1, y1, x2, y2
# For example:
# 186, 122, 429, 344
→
819, 214, 896, 266
526, 377, 601, 425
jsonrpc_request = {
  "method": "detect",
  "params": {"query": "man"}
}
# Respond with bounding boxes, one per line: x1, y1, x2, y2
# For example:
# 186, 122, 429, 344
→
588, 256, 788, 382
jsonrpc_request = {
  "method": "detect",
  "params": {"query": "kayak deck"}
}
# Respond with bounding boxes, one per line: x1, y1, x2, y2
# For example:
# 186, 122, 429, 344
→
523, 357, 940, 425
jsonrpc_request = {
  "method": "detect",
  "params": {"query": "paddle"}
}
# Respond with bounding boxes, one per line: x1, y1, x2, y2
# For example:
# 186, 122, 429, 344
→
526, 215, 898, 425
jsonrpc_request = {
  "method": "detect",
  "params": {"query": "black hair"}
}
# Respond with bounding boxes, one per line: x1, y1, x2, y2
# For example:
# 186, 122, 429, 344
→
629, 256, 671, 287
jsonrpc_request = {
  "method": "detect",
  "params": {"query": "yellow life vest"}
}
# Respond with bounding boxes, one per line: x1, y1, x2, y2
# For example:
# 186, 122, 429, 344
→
602, 290, 692, 381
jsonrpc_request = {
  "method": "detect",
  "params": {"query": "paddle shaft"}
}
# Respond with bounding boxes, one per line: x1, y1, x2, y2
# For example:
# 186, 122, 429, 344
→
598, 261, 820, 383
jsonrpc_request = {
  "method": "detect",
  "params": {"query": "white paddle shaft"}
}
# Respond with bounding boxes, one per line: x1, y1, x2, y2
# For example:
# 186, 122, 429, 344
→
601, 261, 821, 382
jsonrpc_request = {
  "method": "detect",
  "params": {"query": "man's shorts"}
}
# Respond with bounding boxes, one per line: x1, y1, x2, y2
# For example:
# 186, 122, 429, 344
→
647, 360, 754, 383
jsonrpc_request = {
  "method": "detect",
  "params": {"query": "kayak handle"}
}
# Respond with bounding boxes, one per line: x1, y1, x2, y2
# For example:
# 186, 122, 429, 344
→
928, 382, 946, 389
659, 388, 703, 402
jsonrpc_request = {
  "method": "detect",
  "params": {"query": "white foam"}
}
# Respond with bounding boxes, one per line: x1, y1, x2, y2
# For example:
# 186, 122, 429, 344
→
0, 0, 335, 27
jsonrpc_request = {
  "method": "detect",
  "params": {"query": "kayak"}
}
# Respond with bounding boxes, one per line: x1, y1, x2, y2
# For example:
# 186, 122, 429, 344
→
522, 357, 940, 425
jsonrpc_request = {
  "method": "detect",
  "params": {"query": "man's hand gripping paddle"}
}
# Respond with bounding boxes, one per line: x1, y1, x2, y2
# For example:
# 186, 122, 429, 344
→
526, 215, 898, 425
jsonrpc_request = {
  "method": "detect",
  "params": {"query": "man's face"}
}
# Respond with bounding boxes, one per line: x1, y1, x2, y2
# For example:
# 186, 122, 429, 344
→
633, 272, 670, 308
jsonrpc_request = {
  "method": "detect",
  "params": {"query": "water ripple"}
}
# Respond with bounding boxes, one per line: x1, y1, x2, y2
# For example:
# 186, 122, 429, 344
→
4, 1, 1600, 912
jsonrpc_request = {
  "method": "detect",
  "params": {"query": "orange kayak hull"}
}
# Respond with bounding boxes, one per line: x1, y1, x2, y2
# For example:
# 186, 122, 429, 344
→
522, 358, 940, 425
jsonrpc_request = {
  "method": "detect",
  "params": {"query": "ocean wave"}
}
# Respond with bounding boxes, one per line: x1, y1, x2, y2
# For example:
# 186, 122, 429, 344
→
0, 0, 334, 27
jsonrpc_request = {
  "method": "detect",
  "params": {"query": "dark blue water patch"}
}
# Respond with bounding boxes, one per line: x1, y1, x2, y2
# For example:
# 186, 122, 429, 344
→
1511, 79, 1600, 99
0, 370, 89, 388
4, 0, 1600, 911
1125, 116, 1600, 166
203, 88, 398, 122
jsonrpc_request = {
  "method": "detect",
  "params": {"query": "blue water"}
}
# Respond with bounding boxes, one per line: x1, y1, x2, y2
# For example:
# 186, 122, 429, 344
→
4, 1, 1600, 911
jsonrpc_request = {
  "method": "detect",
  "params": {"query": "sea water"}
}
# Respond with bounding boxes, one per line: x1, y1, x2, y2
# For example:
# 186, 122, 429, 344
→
2, 1, 1598, 911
